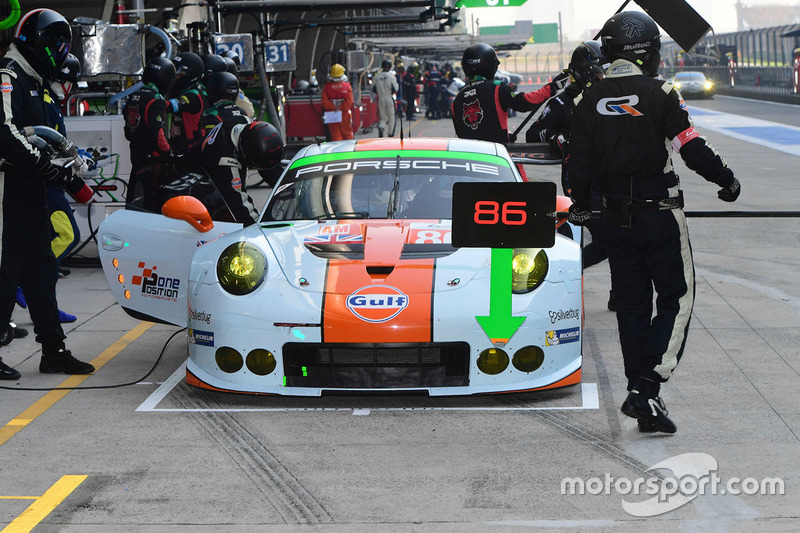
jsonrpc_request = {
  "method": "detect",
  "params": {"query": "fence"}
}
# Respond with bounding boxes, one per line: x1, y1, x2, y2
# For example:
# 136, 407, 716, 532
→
499, 51, 567, 81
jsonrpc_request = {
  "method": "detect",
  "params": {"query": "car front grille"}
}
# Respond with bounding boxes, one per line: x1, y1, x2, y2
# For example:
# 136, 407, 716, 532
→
282, 342, 470, 389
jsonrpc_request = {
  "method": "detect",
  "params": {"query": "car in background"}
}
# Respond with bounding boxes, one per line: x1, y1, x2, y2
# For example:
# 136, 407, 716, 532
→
98, 138, 584, 396
497, 69, 523, 85
671, 71, 715, 99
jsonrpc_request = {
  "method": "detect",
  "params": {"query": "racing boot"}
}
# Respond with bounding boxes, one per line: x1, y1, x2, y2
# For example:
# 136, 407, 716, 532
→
15, 287, 26, 308
378, 127, 385, 138
0, 358, 20, 380
637, 419, 660, 433
40, 347, 95, 375
621, 377, 676, 434
58, 310, 77, 323
10, 319, 28, 338
0, 323, 14, 346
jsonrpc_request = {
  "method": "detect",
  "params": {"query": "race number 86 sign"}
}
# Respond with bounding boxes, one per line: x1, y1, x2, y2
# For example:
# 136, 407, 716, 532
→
451, 182, 556, 248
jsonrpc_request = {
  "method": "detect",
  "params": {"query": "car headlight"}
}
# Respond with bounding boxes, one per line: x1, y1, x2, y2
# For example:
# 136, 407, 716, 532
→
704, 80, 713, 89
217, 242, 266, 295
512, 248, 548, 294
673, 81, 682, 89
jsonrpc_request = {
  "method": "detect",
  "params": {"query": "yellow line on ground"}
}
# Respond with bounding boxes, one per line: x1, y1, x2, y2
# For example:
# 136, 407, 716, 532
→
1, 475, 87, 533
0, 322, 153, 446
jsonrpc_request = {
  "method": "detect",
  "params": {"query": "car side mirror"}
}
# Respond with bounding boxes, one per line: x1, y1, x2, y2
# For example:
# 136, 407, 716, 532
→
161, 196, 214, 233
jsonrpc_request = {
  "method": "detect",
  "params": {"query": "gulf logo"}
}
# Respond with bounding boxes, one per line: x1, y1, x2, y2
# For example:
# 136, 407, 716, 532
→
346, 285, 409, 323
0, 82, 12, 94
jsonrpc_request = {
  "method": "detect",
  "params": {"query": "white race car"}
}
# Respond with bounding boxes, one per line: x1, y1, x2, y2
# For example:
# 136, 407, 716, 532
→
99, 138, 583, 395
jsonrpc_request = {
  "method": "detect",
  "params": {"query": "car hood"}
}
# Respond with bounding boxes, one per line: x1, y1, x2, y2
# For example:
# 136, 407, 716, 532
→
261, 219, 483, 294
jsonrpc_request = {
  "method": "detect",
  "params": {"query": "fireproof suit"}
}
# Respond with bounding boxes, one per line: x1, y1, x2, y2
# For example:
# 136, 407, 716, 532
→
123, 82, 171, 212
322, 79, 354, 141
373, 69, 398, 136
194, 101, 258, 225
169, 82, 207, 154
526, 83, 608, 268
0, 44, 71, 350
452, 77, 559, 146
568, 59, 738, 389
43, 86, 80, 263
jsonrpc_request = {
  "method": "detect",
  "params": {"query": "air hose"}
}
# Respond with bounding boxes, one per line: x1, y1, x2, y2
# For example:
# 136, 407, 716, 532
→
0, 0, 21, 30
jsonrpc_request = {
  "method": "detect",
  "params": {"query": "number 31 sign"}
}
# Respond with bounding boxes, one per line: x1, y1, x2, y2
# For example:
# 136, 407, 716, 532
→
451, 181, 556, 248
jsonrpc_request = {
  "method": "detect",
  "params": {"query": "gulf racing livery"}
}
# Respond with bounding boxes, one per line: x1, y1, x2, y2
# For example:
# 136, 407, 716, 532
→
98, 138, 583, 396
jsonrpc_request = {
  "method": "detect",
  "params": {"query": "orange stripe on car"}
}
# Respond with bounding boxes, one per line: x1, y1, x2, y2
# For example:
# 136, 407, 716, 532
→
354, 138, 449, 151
323, 222, 434, 343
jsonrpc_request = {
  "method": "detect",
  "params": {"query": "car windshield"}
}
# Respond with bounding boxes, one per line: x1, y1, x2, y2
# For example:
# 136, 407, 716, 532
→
675, 72, 705, 81
262, 154, 517, 221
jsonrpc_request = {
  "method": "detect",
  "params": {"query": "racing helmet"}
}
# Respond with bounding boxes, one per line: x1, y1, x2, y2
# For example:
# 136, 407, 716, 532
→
206, 71, 239, 104
600, 10, 661, 77
201, 53, 228, 82
14, 9, 72, 79
330, 63, 345, 81
381, 59, 392, 70
462, 43, 500, 79
222, 56, 238, 74
143, 56, 177, 96
54, 53, 81, 84
222, 50, 241, 69
172, 52, 204, 90
236, 121, 285, 170
568, 41, 606, 90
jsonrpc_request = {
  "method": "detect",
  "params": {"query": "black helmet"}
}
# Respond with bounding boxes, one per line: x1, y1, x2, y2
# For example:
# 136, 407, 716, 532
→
462, 43, 500, 79
237, 122, 284, 170
172, 52, 204, 85
222, 50, 241, 69
143, 56, 176, 95
222, 56, 238, 74
54, 53, 81, 84
600, 11, 661, 76
568, 41, 606, 90
381, 59, 392, 70
201, 54, 228, 82
206, 71, 239, 104
14, 9, 72, 79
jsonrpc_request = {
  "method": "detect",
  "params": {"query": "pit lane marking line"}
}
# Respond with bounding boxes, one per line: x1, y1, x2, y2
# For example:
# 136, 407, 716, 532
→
0, 322, 153, 447
1, 475, 87, 533
136, 362, 599, 414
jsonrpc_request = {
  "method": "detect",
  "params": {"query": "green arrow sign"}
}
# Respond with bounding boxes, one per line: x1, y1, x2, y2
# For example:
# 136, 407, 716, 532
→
476, 248, 526, 344
456, 0, 528, 7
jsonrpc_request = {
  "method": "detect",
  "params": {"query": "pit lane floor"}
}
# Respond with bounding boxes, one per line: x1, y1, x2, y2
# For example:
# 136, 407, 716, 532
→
1, 93, 798, 531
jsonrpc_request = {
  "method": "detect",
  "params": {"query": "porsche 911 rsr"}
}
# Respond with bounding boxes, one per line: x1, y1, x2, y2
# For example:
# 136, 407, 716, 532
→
99, 138, 583, 396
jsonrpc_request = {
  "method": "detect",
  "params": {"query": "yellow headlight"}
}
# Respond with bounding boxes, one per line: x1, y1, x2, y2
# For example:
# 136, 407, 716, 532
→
512, 248, 548, 293
246, 349, 277, 376
216, 346, 244, 373
229, 254, 255, 277
217, 242, 267, 295
704, 81, 713, 89
477, 348, 509, 375
674, 82, 682, 89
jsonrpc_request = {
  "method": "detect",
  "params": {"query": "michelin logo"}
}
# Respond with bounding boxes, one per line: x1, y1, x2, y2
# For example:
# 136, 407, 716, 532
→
189, 329, 214, 347
545, 327, 580, 346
